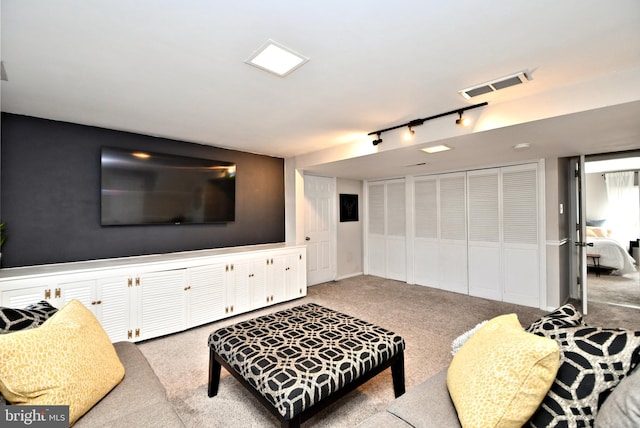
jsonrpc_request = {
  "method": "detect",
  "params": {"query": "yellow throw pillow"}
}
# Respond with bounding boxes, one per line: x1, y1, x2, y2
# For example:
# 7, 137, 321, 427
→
447, 314, 560, 428
0, 299, 125, 426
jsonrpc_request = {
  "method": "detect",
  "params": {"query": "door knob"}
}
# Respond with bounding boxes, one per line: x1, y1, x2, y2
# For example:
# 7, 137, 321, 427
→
305, 237, 311, 241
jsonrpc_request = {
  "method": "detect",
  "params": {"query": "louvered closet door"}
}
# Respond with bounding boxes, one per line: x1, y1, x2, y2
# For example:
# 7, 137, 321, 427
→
386, 180, 406, 281
467, 169, 502, 300
438, 173, 467, 294
414, 177, 438, 286
367, 182, 386, 278
502, 164, 539, 307
367, 179, 406, 281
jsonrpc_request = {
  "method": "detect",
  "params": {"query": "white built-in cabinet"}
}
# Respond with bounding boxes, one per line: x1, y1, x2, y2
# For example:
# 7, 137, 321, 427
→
367, 179, 406, 281
0, 244, 307, 342
367, 161, 544, 309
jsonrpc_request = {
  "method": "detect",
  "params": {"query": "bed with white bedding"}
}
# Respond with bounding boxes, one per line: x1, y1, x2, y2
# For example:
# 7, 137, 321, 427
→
587, 237, 637, 275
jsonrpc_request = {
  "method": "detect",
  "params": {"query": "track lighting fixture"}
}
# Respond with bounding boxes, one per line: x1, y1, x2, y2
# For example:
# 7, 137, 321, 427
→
368, 102, 487, 146
456, 110, 470, 127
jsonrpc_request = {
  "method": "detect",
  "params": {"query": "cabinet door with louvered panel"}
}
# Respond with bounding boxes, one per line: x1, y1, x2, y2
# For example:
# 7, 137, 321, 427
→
135, 269, 187, 341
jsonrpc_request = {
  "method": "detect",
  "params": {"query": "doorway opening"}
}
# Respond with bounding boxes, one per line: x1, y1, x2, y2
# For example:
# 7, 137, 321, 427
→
584, 151, 640, 310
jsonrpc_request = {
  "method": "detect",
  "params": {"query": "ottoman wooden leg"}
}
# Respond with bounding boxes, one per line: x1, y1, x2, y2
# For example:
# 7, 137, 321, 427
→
208, 348, 222, 397
391, 350, 405, 398
282, 416, 300, 428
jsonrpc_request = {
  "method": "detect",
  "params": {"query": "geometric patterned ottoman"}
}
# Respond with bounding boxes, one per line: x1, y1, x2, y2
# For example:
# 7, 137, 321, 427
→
207, 303, 405, 428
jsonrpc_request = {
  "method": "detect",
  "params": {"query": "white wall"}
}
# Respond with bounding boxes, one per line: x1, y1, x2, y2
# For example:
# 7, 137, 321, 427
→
336, 178, 363, 279
544, 157, 571, 309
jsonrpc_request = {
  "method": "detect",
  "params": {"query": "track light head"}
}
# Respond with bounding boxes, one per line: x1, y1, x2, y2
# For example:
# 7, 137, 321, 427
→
456, 111, 470, 127
404, 126, 416, 141
372, 133, 383, 146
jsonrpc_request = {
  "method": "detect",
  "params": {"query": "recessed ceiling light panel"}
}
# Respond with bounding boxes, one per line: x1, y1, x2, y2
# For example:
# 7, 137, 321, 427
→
246, 39, 309, 77
421, 145, 451, 154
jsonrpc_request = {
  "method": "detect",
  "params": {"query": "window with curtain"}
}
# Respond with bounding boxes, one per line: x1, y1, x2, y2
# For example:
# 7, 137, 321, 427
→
604, 171, 640, 249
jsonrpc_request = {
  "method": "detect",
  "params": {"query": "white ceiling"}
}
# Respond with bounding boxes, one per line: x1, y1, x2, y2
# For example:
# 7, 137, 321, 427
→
2, 1, 640, 180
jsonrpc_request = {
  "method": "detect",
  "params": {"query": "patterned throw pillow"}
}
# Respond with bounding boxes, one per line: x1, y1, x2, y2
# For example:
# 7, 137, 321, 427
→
528, 326, 640, 427
525, 303, 585, 335
0, 301, 58, 333
447, 314, 560, 428
0, 299, 124, 425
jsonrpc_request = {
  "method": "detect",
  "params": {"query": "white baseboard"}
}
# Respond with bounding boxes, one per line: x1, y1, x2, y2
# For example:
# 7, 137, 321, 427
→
334, 272, 364, 281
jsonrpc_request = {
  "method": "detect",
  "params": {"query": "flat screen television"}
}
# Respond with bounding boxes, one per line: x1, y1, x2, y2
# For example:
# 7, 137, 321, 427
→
101, 147, 236, 225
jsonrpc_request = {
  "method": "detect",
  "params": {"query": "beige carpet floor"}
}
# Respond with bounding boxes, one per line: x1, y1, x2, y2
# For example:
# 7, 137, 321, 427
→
137, 275, 640, 427
587, 270, 640, 308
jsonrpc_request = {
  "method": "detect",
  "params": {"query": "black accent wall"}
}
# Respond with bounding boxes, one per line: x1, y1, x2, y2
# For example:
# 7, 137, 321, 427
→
0, 113, 285, 268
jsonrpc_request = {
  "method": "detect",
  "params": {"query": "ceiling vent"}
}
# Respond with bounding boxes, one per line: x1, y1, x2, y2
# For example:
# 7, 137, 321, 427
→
458, 71, 530, 99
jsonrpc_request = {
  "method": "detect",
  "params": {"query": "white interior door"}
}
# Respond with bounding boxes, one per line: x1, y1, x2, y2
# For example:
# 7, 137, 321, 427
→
570, 156, 589, 314
386, 180, 407, 281
438, 173, 468, 294
467, 169, 501, 300
304, 175, 336, 285
501, 164, 540, 307
367, 182, 386, 278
